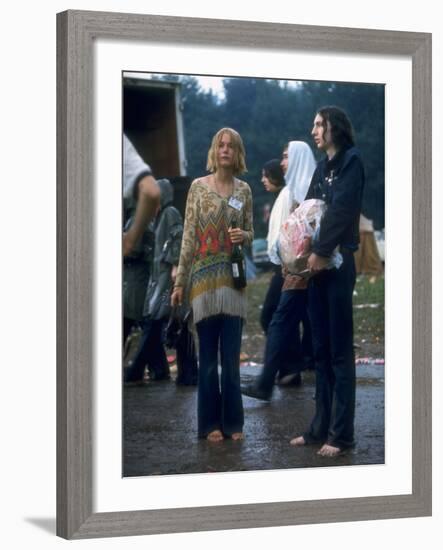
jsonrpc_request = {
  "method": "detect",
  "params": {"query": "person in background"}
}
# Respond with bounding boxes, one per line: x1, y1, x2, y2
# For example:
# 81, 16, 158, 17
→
280, 141, 316, 370
242, 141, 316, 401
259, 159, 303, 383
124, 179, 197, 383
353, 213, 383, 282
123, 135, 160, 344
171, 128, 253, 443
260, 159, 288, 332
290, 106, 365, 457
123, 135, 160, 257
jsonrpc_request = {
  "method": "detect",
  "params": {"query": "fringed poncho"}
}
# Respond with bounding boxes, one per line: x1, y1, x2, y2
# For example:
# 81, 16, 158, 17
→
175, 178, 254, 324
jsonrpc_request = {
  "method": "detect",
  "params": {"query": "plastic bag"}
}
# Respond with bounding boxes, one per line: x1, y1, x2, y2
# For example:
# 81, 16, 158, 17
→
277, 198, 342, 276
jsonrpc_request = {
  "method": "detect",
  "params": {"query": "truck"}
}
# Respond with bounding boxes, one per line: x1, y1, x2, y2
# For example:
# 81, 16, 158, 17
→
123, 73, 190, 216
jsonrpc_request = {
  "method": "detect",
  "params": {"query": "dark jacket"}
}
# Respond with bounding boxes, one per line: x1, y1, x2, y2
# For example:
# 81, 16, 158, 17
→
306, 146, 365, 257
143, 179, 183, 319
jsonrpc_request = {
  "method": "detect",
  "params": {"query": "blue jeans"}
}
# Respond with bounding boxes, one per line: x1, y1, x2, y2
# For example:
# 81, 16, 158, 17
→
195, 315, 244, 438
304, 250, 356, 449
260, 266, 284, 332
261, 268, 312, 379
256, 289, 308, 395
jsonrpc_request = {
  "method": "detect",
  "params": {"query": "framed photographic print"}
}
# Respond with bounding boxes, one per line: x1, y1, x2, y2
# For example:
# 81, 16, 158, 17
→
57, 10, 431, 539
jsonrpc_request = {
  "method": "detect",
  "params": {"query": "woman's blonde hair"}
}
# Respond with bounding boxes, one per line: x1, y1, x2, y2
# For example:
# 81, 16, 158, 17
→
206, 127, 247, 175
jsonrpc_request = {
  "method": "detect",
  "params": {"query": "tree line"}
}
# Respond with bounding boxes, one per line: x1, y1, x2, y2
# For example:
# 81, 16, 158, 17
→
161, 74, 385, 237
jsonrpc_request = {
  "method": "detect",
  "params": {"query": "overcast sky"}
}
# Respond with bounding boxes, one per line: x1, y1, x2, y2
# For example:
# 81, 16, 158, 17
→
194, 75, 226, 97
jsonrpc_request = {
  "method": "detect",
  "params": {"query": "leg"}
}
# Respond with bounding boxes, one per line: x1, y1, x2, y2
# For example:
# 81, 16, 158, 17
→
175, 322, 198, 386
124, 317, 154, 382
146, 319, 170, 380
220, 315, 244, 438
301, 274, 334, 444
123, 317, 135, 347
322, 251, 357, 450
196, 316, 223, 439
300, 292, 314, 369
260, 266, 283, 334
258, 291, 304, 396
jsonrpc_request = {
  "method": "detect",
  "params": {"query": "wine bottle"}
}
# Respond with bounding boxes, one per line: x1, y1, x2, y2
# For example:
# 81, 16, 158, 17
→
230, 220, 247, 289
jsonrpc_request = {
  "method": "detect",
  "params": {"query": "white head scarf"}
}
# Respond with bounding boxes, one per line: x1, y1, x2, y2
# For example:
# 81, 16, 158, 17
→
284, 141, 316, 206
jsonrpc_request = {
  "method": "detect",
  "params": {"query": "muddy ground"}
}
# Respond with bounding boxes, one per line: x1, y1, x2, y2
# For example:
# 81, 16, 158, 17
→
123, 271, 385, 477
123, 363, 384, 477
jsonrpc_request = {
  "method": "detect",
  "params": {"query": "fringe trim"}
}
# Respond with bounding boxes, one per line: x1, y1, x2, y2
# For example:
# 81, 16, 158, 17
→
191, 286, 247, 325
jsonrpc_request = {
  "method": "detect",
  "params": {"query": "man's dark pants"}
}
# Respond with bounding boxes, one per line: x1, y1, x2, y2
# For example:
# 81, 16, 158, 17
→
304, 250, 356, 449
124, 317, 170, 382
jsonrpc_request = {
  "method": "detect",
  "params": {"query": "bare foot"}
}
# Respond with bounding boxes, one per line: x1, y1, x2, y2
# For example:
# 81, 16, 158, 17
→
231, 432, 244, 441
290, 435, 306, 447
207, 430, 224, 443
317, 443, 342, 457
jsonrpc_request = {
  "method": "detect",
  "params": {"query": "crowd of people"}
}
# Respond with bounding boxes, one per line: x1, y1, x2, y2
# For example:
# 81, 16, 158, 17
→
123, 105, 366, 458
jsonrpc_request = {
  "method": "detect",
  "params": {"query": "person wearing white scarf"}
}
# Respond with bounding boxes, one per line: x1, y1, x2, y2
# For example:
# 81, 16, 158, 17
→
242, 141, 316, 401
267, 141, 316, 264
284, 140, 317, 206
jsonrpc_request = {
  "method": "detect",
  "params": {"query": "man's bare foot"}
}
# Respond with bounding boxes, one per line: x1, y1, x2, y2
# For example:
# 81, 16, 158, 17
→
290, 435, 306, 447
317, 443, 342, 457
207, 430, 224, 443
231, 432, 244, 441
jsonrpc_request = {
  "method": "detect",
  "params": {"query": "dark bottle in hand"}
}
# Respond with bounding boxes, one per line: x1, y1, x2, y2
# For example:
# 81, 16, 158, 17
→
230, 220, 247, 289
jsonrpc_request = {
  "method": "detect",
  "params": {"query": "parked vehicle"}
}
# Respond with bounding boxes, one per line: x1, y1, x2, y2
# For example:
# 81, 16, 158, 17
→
252, 238, 271, 269
123, 74, 190, 216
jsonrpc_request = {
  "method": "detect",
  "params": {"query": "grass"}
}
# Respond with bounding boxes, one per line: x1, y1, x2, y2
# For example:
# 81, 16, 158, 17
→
352, 274, 385, 359
242, 269, 385, 364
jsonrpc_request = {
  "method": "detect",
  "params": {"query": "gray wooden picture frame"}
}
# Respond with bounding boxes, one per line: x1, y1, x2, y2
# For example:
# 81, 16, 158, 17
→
56, 9, 432, 540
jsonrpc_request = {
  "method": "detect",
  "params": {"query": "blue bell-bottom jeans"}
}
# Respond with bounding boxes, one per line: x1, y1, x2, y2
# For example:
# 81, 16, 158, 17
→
304, 250, 356, 449
195, 314, 244, 438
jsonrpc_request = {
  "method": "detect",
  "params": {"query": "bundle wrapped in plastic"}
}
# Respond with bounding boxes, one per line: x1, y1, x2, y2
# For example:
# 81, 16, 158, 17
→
277, 198, 342, 277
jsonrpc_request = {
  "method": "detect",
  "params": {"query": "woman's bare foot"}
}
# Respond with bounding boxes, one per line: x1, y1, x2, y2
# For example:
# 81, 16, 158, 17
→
290, 435, 306, 446
207, 430, 224, 443
317, 443, 342, 457
231, 432, 244, 441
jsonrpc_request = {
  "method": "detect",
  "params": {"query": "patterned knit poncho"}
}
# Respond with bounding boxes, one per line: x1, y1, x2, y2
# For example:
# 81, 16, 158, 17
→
175, 178, 254, 324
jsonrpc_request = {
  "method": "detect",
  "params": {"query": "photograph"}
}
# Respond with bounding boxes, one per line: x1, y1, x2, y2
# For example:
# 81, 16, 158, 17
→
121, 71, 386, 477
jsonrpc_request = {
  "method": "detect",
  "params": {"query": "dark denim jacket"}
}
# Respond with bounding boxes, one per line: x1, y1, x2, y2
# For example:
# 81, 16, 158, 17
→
306, 146, 365, 257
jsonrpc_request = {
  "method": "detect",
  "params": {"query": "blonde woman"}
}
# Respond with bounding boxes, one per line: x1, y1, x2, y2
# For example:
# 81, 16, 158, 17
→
171, 128, 253, 443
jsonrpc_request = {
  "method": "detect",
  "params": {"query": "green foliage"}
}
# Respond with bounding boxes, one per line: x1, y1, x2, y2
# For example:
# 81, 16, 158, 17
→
158, 74, 385, 235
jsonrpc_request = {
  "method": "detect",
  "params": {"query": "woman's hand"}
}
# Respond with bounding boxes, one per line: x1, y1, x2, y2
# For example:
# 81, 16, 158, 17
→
171, 286, 183, 307
228, 226, 245, 244
171, 265, 178, 284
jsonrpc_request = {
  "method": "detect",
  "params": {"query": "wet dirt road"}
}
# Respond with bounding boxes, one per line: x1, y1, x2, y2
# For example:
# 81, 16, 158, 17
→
123, 362, 384, 477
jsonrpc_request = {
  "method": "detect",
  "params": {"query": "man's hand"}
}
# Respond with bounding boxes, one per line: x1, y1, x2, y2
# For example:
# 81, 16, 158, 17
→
307, 253, 329, 273
123, 232, 136, 257
123, 175, 160, 257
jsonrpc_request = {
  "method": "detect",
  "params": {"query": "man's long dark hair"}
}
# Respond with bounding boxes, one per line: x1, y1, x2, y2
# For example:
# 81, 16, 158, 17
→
317, 106, 355, 150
